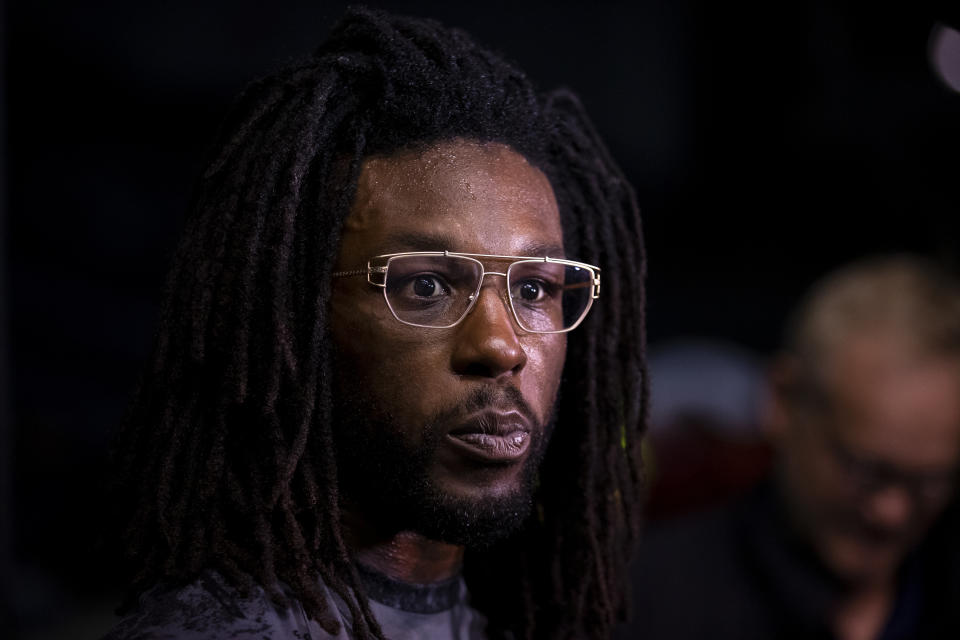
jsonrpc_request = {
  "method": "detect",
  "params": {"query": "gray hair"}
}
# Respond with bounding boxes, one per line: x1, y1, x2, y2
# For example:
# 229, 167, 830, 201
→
784, 255, 960, 400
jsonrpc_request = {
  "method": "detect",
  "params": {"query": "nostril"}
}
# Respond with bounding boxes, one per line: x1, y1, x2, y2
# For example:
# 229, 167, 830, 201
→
461, 362, 495, 378
456, 355, 525, 379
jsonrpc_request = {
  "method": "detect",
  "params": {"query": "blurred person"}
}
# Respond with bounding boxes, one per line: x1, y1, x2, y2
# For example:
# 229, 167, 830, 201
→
619, 255, 960, 640
102, 6, 647, 640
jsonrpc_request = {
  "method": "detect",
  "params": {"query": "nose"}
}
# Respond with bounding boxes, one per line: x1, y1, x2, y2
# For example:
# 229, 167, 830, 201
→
450, 281, 527, 378
862, 484, 915, 530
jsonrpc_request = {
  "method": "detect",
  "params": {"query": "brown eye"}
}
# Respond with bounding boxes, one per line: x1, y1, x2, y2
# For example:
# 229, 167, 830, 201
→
413, 276, 442, 297
519, 281, 542, 301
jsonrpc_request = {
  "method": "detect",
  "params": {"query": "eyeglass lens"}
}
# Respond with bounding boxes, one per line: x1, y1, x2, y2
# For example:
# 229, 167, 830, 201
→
382, 255, 593, 332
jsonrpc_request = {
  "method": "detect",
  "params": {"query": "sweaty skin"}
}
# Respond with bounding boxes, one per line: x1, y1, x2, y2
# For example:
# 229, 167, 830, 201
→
330, 140, 567, 584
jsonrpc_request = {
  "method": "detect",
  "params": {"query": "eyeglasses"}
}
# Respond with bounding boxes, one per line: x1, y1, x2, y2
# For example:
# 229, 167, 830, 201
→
822, 428, 957, 506
332, 250, 600, 334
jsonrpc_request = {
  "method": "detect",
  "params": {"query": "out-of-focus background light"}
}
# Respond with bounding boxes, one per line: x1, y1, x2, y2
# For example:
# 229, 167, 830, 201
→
930, 23, 960, 93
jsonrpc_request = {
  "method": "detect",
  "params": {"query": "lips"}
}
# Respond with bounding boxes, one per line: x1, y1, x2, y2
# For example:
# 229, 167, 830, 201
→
445, 411, 532, 463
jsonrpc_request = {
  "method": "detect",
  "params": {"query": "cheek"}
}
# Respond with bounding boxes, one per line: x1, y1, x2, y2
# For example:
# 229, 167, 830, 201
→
331, 286, 391, 344
783, 435, 842, 513
520, 334, 567, 415
807, 461, 859, 520
378, 338, 452, 419
333, 306, 449, 418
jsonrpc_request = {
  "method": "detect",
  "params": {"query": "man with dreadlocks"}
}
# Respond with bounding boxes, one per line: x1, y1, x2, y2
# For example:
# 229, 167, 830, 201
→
105, 6, 646, 640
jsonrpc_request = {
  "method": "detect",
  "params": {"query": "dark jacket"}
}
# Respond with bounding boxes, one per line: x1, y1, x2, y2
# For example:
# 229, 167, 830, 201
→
616, 479, 959, 640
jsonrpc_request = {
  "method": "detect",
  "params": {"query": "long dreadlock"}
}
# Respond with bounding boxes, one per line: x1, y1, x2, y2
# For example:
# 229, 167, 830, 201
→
112, 6, 647, 639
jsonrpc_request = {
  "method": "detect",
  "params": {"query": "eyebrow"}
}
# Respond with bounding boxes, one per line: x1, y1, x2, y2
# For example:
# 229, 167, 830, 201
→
380, 231, 566, 258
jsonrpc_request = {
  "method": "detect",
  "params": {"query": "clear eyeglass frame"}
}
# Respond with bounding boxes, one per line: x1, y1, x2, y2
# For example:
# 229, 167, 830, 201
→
332, 250, 601, 334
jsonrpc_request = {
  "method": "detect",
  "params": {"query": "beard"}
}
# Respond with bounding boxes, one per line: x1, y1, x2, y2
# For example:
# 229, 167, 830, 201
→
331, 381, 554, 550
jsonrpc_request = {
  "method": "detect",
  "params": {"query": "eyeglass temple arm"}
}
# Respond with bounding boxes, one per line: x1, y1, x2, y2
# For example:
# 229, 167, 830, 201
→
330, 264, 388, 287
563, 278, 601, 299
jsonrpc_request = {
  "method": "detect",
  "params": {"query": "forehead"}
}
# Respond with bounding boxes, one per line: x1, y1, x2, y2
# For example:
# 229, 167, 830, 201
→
337, 140, 563, 262
826, 335, 960, 470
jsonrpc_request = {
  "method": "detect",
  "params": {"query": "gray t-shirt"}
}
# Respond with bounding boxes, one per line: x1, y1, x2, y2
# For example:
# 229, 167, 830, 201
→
103, 565, 488, 639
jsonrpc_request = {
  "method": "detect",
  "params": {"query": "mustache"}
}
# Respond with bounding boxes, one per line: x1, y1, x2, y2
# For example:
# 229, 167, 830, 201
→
433, 386, 538, 432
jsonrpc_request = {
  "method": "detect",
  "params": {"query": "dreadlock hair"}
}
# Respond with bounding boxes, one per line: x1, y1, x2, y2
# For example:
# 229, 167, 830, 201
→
112, 6, 647, 639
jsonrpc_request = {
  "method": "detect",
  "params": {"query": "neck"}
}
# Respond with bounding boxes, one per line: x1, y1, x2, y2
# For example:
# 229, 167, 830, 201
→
341, 509, 465, 583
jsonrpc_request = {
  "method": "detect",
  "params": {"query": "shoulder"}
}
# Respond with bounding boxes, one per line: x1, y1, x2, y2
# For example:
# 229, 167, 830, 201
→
102, 571, 348, 640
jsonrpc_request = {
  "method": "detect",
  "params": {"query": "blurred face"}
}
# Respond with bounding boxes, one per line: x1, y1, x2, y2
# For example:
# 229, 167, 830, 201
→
776, 335, 960, 586
329, 139, 567, 546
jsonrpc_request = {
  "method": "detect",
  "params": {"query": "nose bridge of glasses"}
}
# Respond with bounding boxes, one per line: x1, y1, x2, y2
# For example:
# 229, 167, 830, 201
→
468, 270, 513, 312
458, 270, 530, 335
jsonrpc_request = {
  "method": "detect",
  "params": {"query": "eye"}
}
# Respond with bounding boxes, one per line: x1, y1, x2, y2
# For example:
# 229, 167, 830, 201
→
520, 281, 542, 301
513, 279, 553, 302
408, 274, 448, 298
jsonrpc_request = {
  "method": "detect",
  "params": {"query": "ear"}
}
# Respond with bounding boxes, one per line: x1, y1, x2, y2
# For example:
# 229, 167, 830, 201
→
760, 354, 802, 444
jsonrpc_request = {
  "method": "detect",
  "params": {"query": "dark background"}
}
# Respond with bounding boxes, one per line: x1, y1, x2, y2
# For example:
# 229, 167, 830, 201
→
3, 0, 959, 637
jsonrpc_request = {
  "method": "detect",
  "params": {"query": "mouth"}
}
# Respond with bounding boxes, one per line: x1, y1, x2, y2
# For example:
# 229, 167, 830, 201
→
445, 410, 532, 463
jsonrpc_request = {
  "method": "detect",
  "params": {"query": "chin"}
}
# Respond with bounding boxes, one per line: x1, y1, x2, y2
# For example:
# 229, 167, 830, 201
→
435, 461, 529, 499
421, 495, 532, 549
411, 463, 538, 548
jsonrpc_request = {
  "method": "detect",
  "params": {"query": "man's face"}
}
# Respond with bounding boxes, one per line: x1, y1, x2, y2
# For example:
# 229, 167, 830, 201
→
329, 139, 567, 546
776, 334, 960, 586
